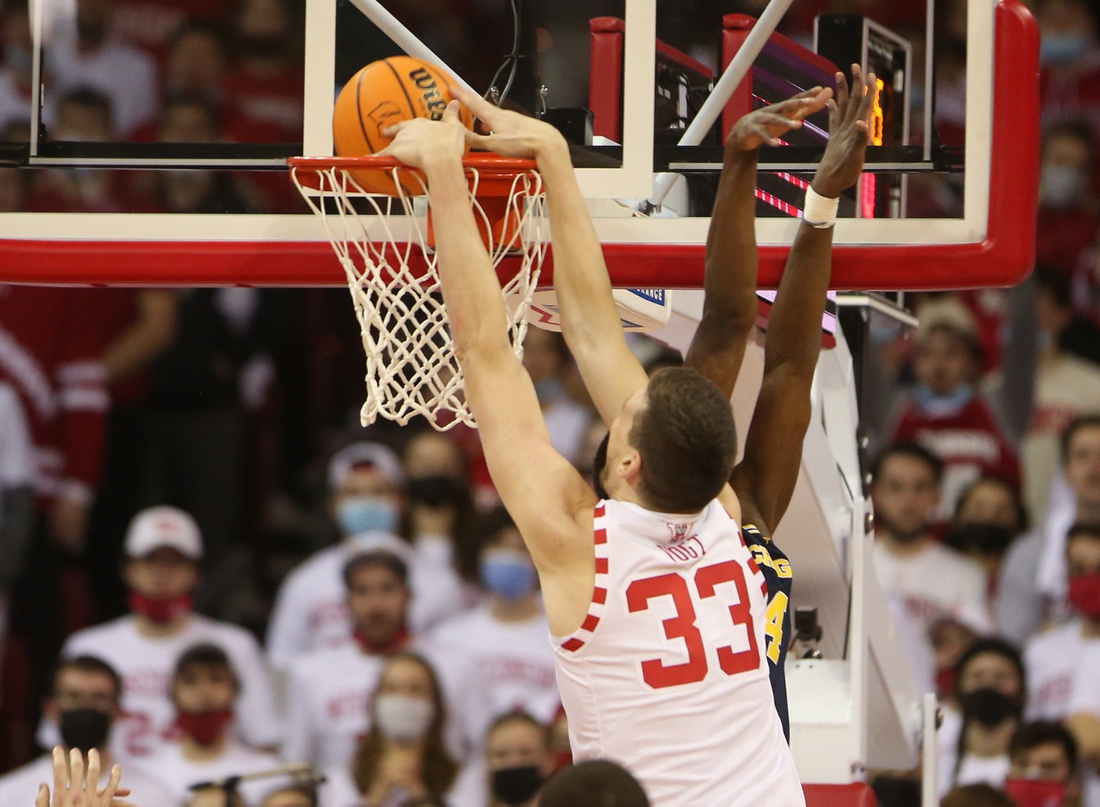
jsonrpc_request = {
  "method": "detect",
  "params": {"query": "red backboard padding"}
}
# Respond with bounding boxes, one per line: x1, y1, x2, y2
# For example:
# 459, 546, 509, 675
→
0, 0, 1039, 290
804, 783, 878, 807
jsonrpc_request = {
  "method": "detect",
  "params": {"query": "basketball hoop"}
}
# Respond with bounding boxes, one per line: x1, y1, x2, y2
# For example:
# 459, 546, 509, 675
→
289, 154, 546, 431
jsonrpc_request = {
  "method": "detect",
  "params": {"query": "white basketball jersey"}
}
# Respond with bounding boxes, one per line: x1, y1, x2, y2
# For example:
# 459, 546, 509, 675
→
553, 499, 804, 807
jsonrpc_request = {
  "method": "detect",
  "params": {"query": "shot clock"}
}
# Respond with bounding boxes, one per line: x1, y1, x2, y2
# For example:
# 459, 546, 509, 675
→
815, 15, 913, 219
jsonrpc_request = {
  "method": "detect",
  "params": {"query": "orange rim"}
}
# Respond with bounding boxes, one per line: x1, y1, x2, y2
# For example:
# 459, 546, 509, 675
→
287, 154, 537, 177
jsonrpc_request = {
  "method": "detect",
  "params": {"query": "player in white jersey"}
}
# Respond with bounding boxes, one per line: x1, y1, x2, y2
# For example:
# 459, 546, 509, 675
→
375, 78, 869, 804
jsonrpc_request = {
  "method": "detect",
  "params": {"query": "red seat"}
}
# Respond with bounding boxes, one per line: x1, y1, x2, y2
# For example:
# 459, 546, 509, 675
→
803, 783, 878, 807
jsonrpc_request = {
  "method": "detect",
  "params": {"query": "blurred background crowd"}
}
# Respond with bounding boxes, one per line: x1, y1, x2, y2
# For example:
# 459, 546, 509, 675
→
0, 0, 1099, 806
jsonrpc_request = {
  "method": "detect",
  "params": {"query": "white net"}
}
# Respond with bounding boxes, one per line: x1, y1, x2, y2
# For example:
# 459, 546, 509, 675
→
291, 159, 546, 431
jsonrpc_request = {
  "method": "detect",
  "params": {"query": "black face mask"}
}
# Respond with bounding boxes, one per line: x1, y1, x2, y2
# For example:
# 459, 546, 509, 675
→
491, 766, 543, 806
407, 475, 462, 508
951, 524, 1015, 554
592, 432, 610, 500
961, 687, 1020, 728
59, 708, 111, 752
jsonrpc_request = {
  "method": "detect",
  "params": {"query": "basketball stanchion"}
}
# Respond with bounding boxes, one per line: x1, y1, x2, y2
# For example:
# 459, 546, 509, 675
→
289, 154, 546, 432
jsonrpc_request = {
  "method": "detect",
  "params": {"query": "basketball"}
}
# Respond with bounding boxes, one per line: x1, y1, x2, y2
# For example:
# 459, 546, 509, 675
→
333, 56, 474, 195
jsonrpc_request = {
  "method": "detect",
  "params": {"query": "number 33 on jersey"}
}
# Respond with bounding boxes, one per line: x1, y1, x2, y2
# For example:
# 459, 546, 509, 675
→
552, 499, 803, 807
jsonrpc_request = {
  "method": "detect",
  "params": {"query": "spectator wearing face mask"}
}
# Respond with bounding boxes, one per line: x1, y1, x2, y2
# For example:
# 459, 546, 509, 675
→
1037, 124, 1098, 278
938, 639, 1028, 798
401, 431, 479, 627
1064, 527, 1100, 806
0, 656, 172, 804
54, 507, 281, 758
266, 442, 406, 672
1020, 269, 1100, 519
948, 475, 1029, 588
1039, 0, 1100, 131
1002, 417, 1100, 643
423, 508, 560, 757
888, 304, 1021, 522
872, 443, 993, 640
283, 550, 414, 773
1006, 721, 1082, 807
484, 713, 553, 807
142, 644, 284, 805
1025, 524, 1100, 724
321, 652, 456, 807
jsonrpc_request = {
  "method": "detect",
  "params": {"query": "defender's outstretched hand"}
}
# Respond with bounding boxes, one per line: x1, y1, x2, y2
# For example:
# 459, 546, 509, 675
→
727, 87, 832, 151
813, 65, 878, 198
36, 748, 136, 807
449, 86, 568, 160
379, 101, 468, 171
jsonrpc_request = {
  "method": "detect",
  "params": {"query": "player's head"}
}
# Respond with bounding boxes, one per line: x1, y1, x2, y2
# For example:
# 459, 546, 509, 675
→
44, 656, 123, 753
172, 643, 240, 747
122, 506, 202, 623
485, 712, 551, 806
343, 549, 411, 651
1062, 415, 1100, 505
540, 760, 650, 807
328, 441, 405, 538
478, 507, 538, 604
598, 368, 737, 513
1008, 721, 1079, 793
1066, 523, 1100, 622
870, 442, 942, 542
356, 652, 457, 798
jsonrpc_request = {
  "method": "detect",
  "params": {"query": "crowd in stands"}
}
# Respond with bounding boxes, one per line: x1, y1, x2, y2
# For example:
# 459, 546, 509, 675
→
0, 0, 1100, 806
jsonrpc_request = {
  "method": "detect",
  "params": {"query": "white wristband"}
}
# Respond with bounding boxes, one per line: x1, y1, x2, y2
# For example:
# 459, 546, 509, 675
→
803, 186, 839, 229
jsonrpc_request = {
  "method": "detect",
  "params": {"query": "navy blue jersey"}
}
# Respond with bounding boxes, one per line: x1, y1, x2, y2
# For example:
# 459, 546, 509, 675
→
742, 523, 793, 740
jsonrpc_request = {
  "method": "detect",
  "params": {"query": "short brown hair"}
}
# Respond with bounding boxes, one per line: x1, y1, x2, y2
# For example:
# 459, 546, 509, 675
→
541, 760, 649, 807
51, 656, 122, 702
941, 784, 1015, 807
1062, 415, 1100, 461
629, 368, 737, 513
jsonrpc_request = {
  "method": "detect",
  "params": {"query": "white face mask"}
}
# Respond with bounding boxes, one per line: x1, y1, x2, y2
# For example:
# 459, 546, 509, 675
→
374, 693, 434, 742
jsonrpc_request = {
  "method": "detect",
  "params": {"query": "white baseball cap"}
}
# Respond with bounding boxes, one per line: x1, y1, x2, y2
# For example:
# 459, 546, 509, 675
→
328, 441, 404, 491
124, 506, 204, 560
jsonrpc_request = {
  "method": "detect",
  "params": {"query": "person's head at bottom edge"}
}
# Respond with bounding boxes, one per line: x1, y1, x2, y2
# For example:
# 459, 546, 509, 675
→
538, 759, 649, 807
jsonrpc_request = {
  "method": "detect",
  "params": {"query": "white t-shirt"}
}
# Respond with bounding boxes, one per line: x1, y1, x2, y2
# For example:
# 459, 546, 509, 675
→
282, 642, 385, 772
938, 706, 963, 797
266, 532, 470, 671
45, 36, 158, 136
1025, 620, 1100, 721
60, 615, 281, 757
141, 739, 284, 806
954, 754, 1011, 791
0, 752, 176, 806
425, 603, 559, 750
872, 539, 993, 635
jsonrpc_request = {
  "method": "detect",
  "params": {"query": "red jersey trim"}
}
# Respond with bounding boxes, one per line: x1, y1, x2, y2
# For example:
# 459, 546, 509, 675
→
553, 502, 612, 654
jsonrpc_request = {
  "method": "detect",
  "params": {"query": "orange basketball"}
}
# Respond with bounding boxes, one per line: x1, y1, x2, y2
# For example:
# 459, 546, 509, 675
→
333, 56, 473, 195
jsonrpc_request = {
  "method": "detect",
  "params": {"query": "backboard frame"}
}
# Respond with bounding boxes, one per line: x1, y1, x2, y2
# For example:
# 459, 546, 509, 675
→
0, 0, 1038, 290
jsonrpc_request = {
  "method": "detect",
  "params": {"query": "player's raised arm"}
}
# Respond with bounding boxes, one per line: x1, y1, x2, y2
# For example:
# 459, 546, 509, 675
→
452, 87, 648, 427
685, 88, 831, 399
731, 67, 877, 532
378, 106, 596, 576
